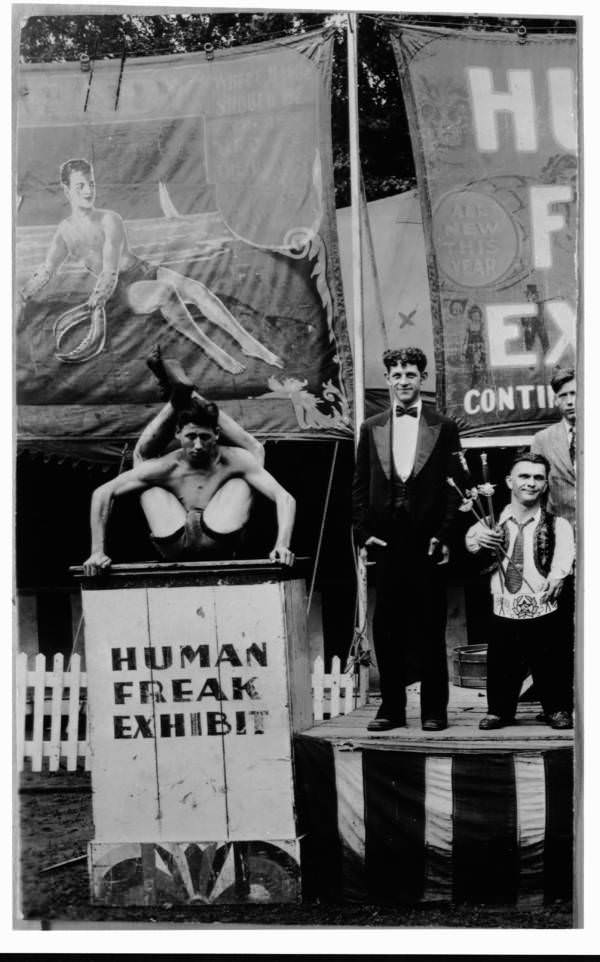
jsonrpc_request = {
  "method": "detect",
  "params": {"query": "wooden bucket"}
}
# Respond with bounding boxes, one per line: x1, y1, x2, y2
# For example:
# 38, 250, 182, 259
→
452, 644, 487, 688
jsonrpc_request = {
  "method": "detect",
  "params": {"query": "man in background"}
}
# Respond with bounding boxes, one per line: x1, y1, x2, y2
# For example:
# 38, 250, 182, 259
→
531, 367, 576, 527
530, 366, 577, 719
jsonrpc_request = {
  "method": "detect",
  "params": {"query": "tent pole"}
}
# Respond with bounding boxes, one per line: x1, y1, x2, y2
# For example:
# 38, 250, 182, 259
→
347, 11, 365, 433
347, 13, 370, 667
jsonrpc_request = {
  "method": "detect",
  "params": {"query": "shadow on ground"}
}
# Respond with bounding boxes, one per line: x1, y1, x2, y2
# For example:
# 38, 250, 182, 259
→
16, 770, 573, 929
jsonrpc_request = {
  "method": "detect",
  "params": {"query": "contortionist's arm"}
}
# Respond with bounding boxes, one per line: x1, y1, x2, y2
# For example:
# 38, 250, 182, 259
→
217, 409, 265, 466
84, 461, 170, 576
240, 453, 296, 565
270, 484, 296, 565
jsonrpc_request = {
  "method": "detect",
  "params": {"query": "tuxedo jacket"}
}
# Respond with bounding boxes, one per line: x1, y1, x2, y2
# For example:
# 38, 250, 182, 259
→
531, 419, 576, 527
352, 403, 461, 549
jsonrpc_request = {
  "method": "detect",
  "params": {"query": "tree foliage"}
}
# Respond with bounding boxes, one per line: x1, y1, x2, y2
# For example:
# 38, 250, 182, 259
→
18, 11, 577, 207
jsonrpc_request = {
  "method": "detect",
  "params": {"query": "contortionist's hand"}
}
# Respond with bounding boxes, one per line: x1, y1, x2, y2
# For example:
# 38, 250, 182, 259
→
270, 545, 295, 566
83, 551, 112, 577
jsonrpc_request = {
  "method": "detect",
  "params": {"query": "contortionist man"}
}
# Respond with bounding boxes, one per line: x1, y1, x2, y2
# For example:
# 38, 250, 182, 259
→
83, 387, 295, 576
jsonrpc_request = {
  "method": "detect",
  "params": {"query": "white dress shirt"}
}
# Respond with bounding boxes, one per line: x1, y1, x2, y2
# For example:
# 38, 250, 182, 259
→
465, 504, 575, 620
392, 398, 421, 481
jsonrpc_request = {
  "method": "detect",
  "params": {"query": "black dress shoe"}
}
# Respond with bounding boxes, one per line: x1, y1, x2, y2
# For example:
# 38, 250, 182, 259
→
422, 718, 448, 732
478, 714, 514, 730
547, 711, 573, 730
367, 715, 406, 732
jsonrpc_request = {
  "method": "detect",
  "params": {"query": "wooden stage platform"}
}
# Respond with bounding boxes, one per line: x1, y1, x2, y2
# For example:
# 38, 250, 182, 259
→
294, 683, 575, 907
301, 682, 574, 752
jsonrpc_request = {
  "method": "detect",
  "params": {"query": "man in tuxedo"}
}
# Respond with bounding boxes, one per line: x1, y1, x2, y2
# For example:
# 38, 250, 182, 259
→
352, 347, 461, 732
530, 367, 577, 717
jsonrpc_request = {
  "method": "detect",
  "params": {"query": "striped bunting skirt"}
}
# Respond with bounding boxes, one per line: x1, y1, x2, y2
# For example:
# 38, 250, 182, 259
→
294, 736, 573, 906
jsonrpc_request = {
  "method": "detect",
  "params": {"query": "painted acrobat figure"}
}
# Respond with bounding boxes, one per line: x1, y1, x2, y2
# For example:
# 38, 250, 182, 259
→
18, 158, 281, 373
521, 283, 550, 356
462, 304, 487, 388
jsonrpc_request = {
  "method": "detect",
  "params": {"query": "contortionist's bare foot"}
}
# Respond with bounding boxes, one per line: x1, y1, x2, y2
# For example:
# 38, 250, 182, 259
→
147, 345, 204, 409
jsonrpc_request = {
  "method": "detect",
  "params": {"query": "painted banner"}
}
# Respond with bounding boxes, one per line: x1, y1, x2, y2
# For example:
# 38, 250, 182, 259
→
16, 29, 352, 458
392, 26, 578, 437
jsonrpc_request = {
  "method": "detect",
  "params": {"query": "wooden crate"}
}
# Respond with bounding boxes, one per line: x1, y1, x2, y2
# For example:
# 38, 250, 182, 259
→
75, 560, 310, 905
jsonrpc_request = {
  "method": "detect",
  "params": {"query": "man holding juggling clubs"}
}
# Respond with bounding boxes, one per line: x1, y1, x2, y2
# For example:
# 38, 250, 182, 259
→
465, 451, 575, 731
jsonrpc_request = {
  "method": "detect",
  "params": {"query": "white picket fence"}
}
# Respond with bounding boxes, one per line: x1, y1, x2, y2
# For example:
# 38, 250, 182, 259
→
16, 652, 90, 773
311, 655, 370, 722
16, 651, 370, 772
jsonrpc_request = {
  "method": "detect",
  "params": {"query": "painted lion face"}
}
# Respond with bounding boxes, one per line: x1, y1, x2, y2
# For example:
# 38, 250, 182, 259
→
418, 79, 470, 152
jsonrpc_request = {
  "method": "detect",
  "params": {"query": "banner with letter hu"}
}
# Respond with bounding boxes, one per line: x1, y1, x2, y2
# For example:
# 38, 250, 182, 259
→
391, 25, 578, 438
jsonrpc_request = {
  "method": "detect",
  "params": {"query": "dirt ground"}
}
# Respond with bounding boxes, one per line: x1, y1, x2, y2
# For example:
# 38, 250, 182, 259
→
16, 769, 573, 929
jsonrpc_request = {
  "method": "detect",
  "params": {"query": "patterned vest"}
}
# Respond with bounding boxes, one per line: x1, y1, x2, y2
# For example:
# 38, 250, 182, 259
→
482, 508, 556, 578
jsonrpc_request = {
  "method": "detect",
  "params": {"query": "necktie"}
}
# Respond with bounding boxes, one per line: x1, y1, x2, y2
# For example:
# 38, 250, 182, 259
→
504, 520, 531, 594
569, 426, 576, 466
395, 405, 418, 418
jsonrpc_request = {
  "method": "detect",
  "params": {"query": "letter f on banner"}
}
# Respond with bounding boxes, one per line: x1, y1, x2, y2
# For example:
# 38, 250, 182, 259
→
530, 185, 574, 269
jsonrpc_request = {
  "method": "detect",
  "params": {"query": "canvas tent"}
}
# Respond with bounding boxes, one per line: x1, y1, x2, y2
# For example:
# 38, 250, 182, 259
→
336, 188, 436, 402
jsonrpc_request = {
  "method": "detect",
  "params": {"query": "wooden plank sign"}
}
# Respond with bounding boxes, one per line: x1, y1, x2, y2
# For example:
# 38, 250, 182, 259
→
78, 562, 310, 904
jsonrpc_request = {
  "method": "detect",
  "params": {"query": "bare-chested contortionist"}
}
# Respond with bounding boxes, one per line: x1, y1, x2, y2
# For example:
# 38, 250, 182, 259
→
82, 351, 295, 576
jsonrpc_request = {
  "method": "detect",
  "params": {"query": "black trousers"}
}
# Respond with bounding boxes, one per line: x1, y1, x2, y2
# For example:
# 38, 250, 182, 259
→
372, 517, 449, 722
558, 574, 575, 714
486, 609, 570, 720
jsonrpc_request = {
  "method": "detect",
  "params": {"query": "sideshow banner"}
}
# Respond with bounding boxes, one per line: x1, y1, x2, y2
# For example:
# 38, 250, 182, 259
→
392, 27, 578, 436
16, 29, 352, 457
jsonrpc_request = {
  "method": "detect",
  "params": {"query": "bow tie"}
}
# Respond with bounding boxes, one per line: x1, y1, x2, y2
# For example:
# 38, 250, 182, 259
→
395, 405, 418, 418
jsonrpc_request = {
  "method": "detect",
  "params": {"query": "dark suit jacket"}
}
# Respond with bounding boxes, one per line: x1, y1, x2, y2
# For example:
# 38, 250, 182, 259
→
352, 403, 461, 549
